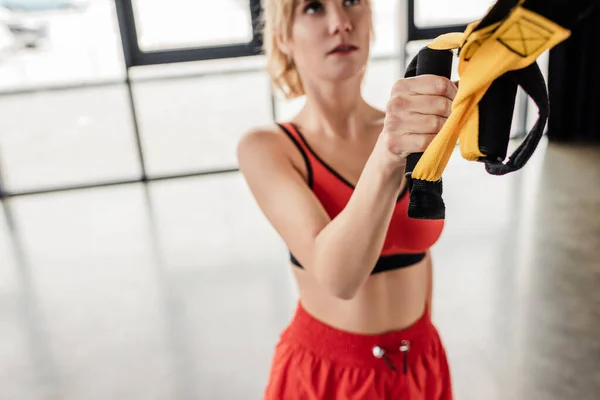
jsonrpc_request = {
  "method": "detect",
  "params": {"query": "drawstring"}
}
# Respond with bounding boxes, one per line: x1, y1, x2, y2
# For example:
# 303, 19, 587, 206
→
400, 340, 411, 375
372, 341, 411, 374
372, 346, 396, 371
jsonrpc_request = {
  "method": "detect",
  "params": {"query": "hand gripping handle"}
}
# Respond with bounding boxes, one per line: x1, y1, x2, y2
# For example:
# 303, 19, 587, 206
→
403, 47, 454, 219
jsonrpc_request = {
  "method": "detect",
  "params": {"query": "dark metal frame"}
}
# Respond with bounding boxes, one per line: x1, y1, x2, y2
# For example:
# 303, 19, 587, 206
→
116, 0, 264, 67
0, 0, 266, 199
0, 0, 533, 200
0, 155, 5, 199
115, 0, 264, 184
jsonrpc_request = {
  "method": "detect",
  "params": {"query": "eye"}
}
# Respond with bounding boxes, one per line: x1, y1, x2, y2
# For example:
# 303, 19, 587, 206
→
343, 0, 360, 6
303, 1, 323, 14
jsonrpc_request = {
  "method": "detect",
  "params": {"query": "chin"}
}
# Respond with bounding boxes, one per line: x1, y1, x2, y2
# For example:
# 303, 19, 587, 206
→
325, 63, 367, 83
327, 72, 364, 85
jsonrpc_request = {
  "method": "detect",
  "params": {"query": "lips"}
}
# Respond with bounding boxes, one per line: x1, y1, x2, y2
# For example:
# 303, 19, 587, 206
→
328, 44, 358, 54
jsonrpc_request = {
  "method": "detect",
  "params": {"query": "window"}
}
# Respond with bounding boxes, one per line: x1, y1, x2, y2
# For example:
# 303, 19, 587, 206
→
414, 0, 496, 28
131, 0, 254, 52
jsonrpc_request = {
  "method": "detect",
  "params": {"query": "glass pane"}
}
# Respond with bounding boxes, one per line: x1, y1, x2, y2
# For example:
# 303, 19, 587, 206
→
132, 65, 272, 176
362, 58, 402, 109
414, 0, 496, 28
371, 0, 398, 57
0, 0, 124, 91
132, 0, 254, 52
0, 85, 142, 193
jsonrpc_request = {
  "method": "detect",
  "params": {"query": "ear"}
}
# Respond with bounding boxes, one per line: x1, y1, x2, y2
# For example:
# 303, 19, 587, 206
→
275, 29, 292, 58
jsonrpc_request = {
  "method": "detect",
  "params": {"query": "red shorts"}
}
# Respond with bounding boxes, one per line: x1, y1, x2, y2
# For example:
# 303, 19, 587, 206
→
264, 302, 453, 400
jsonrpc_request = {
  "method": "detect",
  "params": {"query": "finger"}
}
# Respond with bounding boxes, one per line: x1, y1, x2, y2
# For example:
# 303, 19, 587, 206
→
397, 111, 448, 135
396, 75, 457, 100
403, 133, 438, 153
391, 94, 453, 118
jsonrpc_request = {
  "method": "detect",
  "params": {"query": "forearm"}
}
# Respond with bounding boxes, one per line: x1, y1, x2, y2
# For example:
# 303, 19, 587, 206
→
313, 138, 406, 299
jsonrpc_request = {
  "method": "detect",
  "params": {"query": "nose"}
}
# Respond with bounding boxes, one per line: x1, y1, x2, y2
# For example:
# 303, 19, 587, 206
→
328, 6, 352, 35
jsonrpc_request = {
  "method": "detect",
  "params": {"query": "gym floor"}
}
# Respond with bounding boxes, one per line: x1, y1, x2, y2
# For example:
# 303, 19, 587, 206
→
1, 135, 599, 400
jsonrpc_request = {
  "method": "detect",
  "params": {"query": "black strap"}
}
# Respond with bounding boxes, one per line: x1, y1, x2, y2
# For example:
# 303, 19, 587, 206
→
522, 0, 599, 29
476, 72, 519, 163
479, 0, 599, 174
473, 0, 598, 34
406, 50, 550, 177
473, 0, 520, 31
484, 61, 549, 175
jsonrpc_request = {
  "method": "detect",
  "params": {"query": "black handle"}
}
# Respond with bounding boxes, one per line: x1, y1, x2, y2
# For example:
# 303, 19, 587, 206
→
400, 47, 454, 219
404, 47, 454, 186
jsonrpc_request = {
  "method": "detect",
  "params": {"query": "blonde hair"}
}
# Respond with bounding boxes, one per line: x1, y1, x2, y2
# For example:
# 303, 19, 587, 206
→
260, 0, 373, 100
261, 0, 304, 99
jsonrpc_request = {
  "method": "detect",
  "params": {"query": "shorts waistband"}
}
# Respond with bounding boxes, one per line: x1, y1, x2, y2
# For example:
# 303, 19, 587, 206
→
280, 301, 436, 371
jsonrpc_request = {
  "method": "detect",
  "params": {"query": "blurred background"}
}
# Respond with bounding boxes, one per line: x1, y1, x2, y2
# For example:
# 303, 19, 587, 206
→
0, 1, 598, 399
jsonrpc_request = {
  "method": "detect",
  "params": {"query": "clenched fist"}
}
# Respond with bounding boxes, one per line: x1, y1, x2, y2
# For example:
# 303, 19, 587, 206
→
381, 75, 458, 159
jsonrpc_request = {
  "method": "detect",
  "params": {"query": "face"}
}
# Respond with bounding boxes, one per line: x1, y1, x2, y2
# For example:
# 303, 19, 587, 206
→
279, 0, 372, 87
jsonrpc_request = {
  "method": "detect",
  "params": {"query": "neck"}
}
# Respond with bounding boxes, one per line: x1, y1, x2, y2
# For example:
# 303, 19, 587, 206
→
297, 75, 371, 139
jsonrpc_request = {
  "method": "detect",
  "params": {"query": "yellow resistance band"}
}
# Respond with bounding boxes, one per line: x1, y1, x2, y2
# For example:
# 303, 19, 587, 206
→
411, 5, 571, 183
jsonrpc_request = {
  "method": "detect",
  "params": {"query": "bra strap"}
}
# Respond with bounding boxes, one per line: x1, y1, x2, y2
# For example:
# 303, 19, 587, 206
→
277, 122, 314, 188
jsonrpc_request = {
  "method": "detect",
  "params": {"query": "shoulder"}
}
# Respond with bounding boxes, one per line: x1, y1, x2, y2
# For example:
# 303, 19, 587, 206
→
237, 124, 282, 151
237, 124, 291, 165
236, 123, 305, 178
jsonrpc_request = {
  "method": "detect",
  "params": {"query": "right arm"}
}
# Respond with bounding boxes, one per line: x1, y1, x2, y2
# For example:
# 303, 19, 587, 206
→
237, 75, 456, 300
310, 137, 406, 299
238, 128, 406, 300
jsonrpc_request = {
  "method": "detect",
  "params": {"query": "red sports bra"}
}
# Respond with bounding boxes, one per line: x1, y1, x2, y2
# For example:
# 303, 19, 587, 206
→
278, 122, 445, 274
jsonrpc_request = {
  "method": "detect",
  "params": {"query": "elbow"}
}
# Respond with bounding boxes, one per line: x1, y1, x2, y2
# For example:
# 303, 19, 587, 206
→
311, 238, 364, 300
315, 267, 360, 301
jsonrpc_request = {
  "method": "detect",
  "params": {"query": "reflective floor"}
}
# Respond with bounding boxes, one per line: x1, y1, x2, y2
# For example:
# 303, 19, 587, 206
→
1, 138, 599, 400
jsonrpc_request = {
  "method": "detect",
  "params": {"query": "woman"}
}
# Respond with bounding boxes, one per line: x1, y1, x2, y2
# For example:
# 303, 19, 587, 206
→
237, 0, 457, 398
